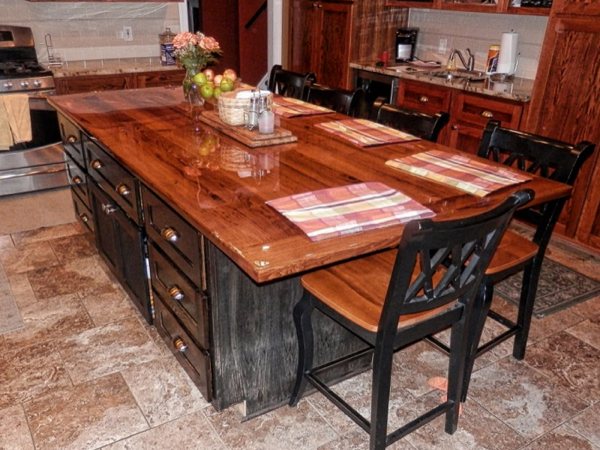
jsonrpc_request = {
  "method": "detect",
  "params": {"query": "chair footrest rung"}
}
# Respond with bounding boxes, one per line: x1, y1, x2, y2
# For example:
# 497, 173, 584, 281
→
488, 309, 517, 329
475, 328, 518, 357
387, 401, 454, 446
311, 346, 373, 378
425, 335, 450, 355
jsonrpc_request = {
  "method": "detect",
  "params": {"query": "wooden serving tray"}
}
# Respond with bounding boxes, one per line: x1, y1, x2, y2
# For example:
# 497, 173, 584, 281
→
199, 110, 298, 148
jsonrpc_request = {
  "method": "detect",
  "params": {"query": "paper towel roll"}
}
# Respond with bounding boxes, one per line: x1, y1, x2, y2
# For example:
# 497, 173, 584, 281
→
497, 32, 518, 75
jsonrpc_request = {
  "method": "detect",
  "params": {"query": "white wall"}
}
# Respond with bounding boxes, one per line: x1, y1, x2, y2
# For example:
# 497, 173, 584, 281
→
408, 10, 548, 79
3, 0, 181, 63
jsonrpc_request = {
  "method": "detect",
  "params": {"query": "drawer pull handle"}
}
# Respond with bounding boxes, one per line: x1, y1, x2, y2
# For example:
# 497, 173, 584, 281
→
168, 286, 185, 301
173, 337, 188, 353
91, 159, 104, 170
102, 203, 117, 215
79, 213, 89, 223
116, 183, 131, 197
72, 175, 83, 185
161, 227, 179, 243
67, 135, 77, 144
419, 96, 429, 103
481, 110, 494, 119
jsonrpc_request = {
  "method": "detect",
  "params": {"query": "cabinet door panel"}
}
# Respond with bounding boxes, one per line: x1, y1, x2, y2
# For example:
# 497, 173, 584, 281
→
447, 123, 484, 154
317, 2, 353, 88
452, 92, 522, 129
396, 80, 452, 115
290, 0, 319, 74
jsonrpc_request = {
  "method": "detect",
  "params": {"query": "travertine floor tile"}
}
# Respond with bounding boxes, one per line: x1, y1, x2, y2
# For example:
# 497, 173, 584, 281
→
0, 405, 35, 450
571, 295, 600, 321
48, 233, 96, 263
24, 373, 148, 450
11, 222, 83, 247
121, 356, 209, 426
526, 331, 600, 405
103, 410, 226, 450
317, 430, 416, 449
392, 341, 449, 398
567, 317, 600, 351
0, 241, 59, 275
2, 293, 93, 348
468, 358, 588, 440
566, 402, 600, 447
206, 400, 335, 450
522, 424, 598, 450
0, 340, 72, 409
60, 318, 163, 384
0, 234, 14, 249
80, 288, 137, 327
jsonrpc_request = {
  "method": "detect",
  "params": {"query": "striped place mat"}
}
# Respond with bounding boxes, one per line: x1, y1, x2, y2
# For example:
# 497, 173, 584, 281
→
266, 181, 435, 241
272, 97, 334, 118
315, 119, 420, 147
386, 150, 532, 197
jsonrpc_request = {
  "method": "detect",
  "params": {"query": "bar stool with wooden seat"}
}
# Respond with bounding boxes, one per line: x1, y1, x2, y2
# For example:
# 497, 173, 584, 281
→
267, 64, 316, 100
289, 191, 532, 450
373, 102, 449, 143
425, 120, 595, 399
306, 84, 367, 117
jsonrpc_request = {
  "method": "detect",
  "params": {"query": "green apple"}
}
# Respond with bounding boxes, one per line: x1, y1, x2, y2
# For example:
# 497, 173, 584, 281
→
213, 87, 222, 99
193, 72, 207, 86
220, 77, 234, 92
200, 83, 214, 99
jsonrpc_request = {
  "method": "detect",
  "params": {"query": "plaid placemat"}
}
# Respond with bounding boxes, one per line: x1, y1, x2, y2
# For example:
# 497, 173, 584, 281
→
386, 150, 532, 197
272, 97, 334, 118
266, 182, 435, 241
315, 119, 420, 147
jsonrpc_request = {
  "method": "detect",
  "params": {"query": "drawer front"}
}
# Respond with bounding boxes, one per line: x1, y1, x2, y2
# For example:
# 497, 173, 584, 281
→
66, 156, 89, 207
58, 113, 84, 168
85, 137, 141, 225
136, 70, 185, 88
71, 190, 94, 233
397, 80, 452, 115
149, 243, 210, 349
154, 297, 212, 401
142, 185, 204, 287
452, 92, 523, 129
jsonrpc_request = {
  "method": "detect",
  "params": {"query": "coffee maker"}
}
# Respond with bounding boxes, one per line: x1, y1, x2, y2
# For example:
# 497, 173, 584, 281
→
395, 28, 419, 63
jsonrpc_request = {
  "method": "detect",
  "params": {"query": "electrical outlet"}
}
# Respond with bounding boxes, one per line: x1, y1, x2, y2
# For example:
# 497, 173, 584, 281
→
438, 38, 448, 54
123, 26, 133, 41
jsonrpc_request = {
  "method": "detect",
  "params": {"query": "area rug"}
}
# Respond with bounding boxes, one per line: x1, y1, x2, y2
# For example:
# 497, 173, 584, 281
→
0, 265, 24, 335
496, 258, 600, 317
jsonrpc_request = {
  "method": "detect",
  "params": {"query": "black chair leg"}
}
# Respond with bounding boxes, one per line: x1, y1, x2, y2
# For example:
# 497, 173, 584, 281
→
461, 281, 494, 402
369, 333, 396, 450
446, 314, 469, 433
289, 291, 315, 406
513, 260, 541, 360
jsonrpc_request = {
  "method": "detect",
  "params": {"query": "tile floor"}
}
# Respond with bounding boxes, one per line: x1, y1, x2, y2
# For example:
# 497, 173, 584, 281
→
1, 219, 600, 449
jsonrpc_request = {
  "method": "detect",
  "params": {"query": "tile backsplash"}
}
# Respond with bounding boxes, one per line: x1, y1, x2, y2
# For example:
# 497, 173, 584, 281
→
3, 0, 181, 64
408, 10, 548, 80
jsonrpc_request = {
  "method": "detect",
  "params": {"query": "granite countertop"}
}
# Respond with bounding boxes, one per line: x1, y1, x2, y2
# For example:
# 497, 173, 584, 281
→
350, 62, 535, 103
51, 58, 183, 78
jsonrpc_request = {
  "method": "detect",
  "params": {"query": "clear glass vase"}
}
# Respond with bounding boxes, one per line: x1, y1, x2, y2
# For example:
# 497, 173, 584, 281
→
182, 63, 205, 101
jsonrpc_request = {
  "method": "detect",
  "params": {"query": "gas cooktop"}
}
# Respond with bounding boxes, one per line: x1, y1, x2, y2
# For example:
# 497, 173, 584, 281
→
0, 61, 52, 79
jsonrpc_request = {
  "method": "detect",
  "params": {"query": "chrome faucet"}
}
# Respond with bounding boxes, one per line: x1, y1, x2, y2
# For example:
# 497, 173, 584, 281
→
447, 48, 475, 71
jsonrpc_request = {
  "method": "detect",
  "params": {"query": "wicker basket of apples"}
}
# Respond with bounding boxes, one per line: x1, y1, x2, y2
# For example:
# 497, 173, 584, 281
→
218, 89, 273, 126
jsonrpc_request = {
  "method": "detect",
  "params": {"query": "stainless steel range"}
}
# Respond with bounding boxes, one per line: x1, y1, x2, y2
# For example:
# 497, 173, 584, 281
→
0, 25, 67, 196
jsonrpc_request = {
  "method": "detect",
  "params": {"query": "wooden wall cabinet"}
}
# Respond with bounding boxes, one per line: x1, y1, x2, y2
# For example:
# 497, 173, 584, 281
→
289, 0, 354, 89
384, 0, 550, 15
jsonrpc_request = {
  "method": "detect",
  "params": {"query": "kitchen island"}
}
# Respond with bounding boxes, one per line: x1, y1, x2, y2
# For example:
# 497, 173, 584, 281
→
49, 86, 570, 418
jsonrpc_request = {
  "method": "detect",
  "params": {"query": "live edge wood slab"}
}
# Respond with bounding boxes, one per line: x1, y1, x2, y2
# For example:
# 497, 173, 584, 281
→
49, 87, 571, 417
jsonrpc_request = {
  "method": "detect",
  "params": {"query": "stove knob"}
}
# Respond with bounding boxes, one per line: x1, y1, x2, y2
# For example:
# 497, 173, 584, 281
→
3, 82, 13, 89
33, 80, 42, 87
20, 81, 30, 88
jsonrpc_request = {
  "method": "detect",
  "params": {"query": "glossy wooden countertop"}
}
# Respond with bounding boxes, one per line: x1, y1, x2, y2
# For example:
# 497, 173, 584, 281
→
48, 87, 571, 283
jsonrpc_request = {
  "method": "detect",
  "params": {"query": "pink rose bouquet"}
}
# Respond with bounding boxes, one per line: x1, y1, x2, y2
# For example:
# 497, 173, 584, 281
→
173, 31, 222, 70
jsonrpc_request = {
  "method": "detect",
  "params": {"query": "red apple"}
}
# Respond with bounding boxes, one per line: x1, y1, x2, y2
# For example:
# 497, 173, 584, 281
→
203, 68, 215, 82
223, 68, 237, 81
214, 74, 223, 85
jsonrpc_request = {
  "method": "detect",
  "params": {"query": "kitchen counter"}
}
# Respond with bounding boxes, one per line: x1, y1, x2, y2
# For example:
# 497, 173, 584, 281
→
51, 57, 182, 78
350, 62, 535, 102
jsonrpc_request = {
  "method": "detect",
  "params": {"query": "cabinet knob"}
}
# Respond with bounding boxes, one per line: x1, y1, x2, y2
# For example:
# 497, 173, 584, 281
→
160, 227, 179, 243
67, 135, 77, 144
101, 203, 117, 215
481, 110, 494, 119
451, 125, 459, 130
79, 213, 89, 223
168, 285, 185, 301
91, 159, 104, 170
72, 175, 83, 185
173, 337, 188, 353
116, 183, 131, 197
317, 2, 322, 7
419, 96, 429, 104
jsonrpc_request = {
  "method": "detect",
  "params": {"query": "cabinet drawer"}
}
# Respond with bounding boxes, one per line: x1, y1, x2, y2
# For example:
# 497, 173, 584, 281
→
149, 243, 210, 349
85, 137, 141, 225
155, 296, 212, 401
66, 155, 89, 207
72, 191, 94, 233
452, 92, 523, 129
142, 185, 205, 288
396, 80, 452, 115
58, 113, 84, 168
136, 70, 185, 88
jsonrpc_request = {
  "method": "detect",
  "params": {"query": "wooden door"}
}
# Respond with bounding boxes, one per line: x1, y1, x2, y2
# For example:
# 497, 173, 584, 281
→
201, 0, 240, 73
289, 0, 320, 74
526, 16, 600, 246
238, 0, 268, 85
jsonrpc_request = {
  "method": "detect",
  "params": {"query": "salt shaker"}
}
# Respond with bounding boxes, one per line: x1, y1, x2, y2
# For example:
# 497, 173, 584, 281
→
245, 91, 259, 130
258, 108, 275, 134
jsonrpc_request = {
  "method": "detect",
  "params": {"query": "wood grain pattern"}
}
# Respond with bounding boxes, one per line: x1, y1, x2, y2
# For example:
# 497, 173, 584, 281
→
48, 87, 571, 283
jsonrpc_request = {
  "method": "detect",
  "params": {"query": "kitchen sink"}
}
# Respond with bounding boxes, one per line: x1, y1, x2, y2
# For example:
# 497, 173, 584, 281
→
429, 69, 487, 82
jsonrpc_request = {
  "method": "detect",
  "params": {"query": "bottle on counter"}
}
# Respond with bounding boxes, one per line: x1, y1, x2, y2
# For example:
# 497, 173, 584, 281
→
159, 28, 176, 66
486, 44, 500, 74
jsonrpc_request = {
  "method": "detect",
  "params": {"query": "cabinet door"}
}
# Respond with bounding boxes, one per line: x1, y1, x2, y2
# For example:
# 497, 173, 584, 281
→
552, 0, 600, 16
289, 0, 319, 75
396, 80, 452, 115
316, 1, 354, 89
